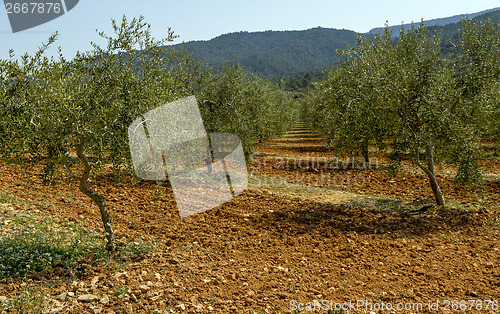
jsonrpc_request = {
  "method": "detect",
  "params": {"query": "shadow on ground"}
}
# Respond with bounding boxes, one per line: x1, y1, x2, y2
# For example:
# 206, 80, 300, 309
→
241, 192, 482, 238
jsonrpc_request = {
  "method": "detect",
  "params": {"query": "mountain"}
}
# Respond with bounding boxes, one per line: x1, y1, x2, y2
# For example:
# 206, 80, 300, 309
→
165, 7, 500, 81
435, 9, 500, 55
167, 28, 358, 80
368, 7, 500, 36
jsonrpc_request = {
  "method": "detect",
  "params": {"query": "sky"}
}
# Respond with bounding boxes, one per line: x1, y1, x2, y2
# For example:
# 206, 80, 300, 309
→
0, 0, 499, 60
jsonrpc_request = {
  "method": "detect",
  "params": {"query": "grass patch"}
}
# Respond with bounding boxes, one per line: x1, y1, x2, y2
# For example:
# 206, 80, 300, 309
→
0, 189, 30, 209
0, 213, 106, 280
0, 210, 156, 311
101, 237, 156, 270
0, 214, 157, 279
0, 185, 157, 280
0, 284, 47, 313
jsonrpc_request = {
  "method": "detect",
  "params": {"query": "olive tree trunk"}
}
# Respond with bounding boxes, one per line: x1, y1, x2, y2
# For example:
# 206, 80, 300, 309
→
41, 129, 115, 251
362, 139, 370, 164
414, 144, 445, 206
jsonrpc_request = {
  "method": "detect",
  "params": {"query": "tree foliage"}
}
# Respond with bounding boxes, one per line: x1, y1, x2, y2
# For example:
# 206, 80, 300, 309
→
197, 63, 297, 158
0, 15, 297, 250
302, 18, 499, 205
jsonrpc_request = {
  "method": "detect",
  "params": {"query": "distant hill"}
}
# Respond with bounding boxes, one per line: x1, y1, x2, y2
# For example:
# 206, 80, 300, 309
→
431, 9, 500, 55
368, 7, 500, 36
166, 28, 358, 80
165, 7, 500, 81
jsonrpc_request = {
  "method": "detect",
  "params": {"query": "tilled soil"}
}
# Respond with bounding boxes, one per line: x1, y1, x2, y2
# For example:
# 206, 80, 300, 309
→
0, 122, 499, 313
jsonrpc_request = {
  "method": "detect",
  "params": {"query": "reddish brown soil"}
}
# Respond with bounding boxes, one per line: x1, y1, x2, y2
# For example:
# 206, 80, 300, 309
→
0, 122, 499, 313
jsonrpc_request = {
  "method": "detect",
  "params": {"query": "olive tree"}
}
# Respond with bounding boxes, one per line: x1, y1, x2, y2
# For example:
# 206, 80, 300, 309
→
1, 15, 299, 251
453, 18, 499, 153
303, 20, 497, 206
197, 63, 297, 159
16, 16, 181, 251
302, 36, 394, 164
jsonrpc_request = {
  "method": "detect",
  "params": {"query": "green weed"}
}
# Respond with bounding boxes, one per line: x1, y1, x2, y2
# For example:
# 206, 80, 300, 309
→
0, 284, 46, 313
0, 215, 106, 279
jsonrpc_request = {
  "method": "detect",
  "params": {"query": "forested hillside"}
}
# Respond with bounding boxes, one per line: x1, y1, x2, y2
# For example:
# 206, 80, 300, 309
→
368, 7, 499, 36
166, 28, 357, 80
165, 7, 499, 81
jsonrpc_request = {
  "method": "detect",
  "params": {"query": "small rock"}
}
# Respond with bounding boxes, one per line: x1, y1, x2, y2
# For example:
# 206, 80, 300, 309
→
51, 306, 64, 313
154, 273, 161, 280
194, 304, 204, 311
138, 285, 150, 292
177, 303, 186, 311
90, 276, 99, 286
190, 295, 198, 303
114, 272, 129, 282
100, 295, 110, 304
207, 305, 214, 311
0, 296, 8, 303
310, 288, 321, 295
67, 292, 75, 297
130, 293, 138, 302
150, 295, 161, 302
55, 292, 67, 302
77, 294, 99, 302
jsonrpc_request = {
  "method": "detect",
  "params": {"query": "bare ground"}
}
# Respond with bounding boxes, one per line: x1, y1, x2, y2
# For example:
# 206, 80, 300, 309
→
0, 122, 499, 313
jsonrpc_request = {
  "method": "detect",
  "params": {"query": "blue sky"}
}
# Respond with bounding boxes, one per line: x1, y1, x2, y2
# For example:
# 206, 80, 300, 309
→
1, 0, 499, 60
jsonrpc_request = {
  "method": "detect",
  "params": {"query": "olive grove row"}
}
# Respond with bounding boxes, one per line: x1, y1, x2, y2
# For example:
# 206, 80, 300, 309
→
301, 19, 499, 205
0, 16, 298, 250
0, 16, 297, 178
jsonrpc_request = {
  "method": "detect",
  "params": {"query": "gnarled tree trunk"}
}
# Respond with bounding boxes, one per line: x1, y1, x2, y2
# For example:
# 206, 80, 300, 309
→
41, 129, 115, 251
415, 144, 445, 206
